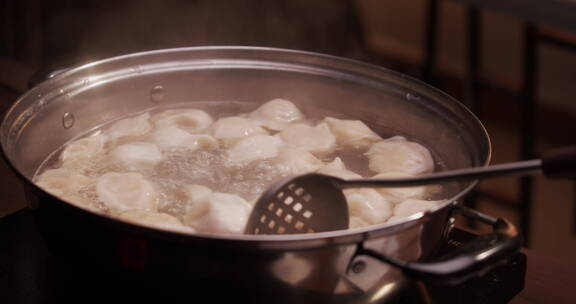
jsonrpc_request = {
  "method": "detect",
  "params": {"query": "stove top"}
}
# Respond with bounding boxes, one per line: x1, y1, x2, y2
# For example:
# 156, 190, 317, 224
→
0, 210, 525, 303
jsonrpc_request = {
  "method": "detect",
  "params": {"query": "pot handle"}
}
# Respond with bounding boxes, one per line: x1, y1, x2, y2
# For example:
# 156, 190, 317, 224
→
353, 205, 521, 285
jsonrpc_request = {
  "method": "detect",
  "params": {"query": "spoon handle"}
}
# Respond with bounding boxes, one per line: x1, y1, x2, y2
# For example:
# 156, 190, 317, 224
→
339, 159, 542, 188
338, 146, 576, 188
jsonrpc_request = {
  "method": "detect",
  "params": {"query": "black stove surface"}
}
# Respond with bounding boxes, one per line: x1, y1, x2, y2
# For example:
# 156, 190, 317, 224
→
0, 210, 525, 304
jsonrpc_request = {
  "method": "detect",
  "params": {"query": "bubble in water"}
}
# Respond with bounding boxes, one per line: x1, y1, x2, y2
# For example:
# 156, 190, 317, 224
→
150, 85, 166, 103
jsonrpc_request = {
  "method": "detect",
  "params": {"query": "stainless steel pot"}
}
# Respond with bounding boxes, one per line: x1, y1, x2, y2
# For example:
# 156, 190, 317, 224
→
1, 47, 519, 303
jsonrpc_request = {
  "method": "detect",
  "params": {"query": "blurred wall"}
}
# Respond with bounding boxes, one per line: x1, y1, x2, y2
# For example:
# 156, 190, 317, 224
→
40, 0, 367, 66
357, 0, 576, 113
357, 0, 576, 265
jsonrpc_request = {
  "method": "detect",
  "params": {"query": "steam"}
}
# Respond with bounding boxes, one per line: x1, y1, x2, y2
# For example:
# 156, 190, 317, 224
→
68, 0, 366, 62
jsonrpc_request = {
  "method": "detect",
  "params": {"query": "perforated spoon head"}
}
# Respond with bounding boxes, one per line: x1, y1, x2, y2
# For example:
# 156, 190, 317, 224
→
245, 174, 349, 235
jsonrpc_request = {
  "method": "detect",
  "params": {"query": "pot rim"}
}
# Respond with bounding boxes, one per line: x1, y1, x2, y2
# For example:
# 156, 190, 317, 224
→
1, 46, 491, 248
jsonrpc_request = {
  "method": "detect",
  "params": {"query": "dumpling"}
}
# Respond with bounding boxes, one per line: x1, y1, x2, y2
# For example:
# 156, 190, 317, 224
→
182, 184, 213, 226
61, 133, 107, 163
110, 142, 163, 171
349, 216, 371, 229
392, 199, 442, 219
372, 172, 428, 204
152, 109, 213, 134
250, 99, 303, 123
96, 172, 157, 211
35, 169, 94, 210
324, 117, 381, 150
228, 135, 283, 164
344, 188, 393, 225
366, 136, 434, 175
316, 157, 362, 180
320, 157, 346, 171
118, 209, 194, 233
107, 113, 152, 141
201, 193, 252, 234
280, 122, 336, 155
274, 148, 324, 175
152, 126, 217, 150
211, 116, 268, 144
35, 168, 91, 198
249, 99, 304, 131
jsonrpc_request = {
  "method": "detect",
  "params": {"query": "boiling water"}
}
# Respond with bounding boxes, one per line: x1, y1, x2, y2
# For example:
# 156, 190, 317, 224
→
34, 101, 450, 227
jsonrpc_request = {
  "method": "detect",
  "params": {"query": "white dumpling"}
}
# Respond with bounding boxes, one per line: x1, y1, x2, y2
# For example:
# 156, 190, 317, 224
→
344, 188, 393, 225
372, 172, 428, 204
107, 113, 152, 141
61, 134, 107, 163
152, 109, 213, 134
96, 172, 157, 212
118, 209, 194, 233
182, 184, 213, 226
211, 116, 268, 144
228, 135, 283, 164
324, 117, 382, 150
202, 193, 252, 234
35, 168, 91, 198
110, 142, 163, 171
249, 99, 304, 131
316, 157, 362, 180
349, 216, 371, 229
366, 136, 434, 175
392, 199, 442, 219
274, 148, 324, 175
152, 126, 217, 150
280, 122, 336, 155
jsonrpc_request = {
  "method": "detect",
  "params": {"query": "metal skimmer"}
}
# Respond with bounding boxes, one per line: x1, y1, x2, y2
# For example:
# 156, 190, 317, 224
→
244, 174, 349, 234
246, 146, 576, 234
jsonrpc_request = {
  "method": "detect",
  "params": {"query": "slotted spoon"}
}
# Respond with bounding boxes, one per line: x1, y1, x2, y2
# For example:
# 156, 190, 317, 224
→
245, 147, 576, 234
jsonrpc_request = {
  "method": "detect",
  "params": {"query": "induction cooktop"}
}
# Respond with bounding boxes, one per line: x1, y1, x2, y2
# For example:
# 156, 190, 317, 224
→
0, 209, 525, 303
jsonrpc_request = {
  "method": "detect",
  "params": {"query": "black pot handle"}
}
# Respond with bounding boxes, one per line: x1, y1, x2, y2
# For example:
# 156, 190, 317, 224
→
353, 205, 521, 285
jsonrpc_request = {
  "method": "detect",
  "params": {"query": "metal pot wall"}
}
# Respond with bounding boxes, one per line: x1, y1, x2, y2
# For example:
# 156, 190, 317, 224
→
0, 47, 519, 303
